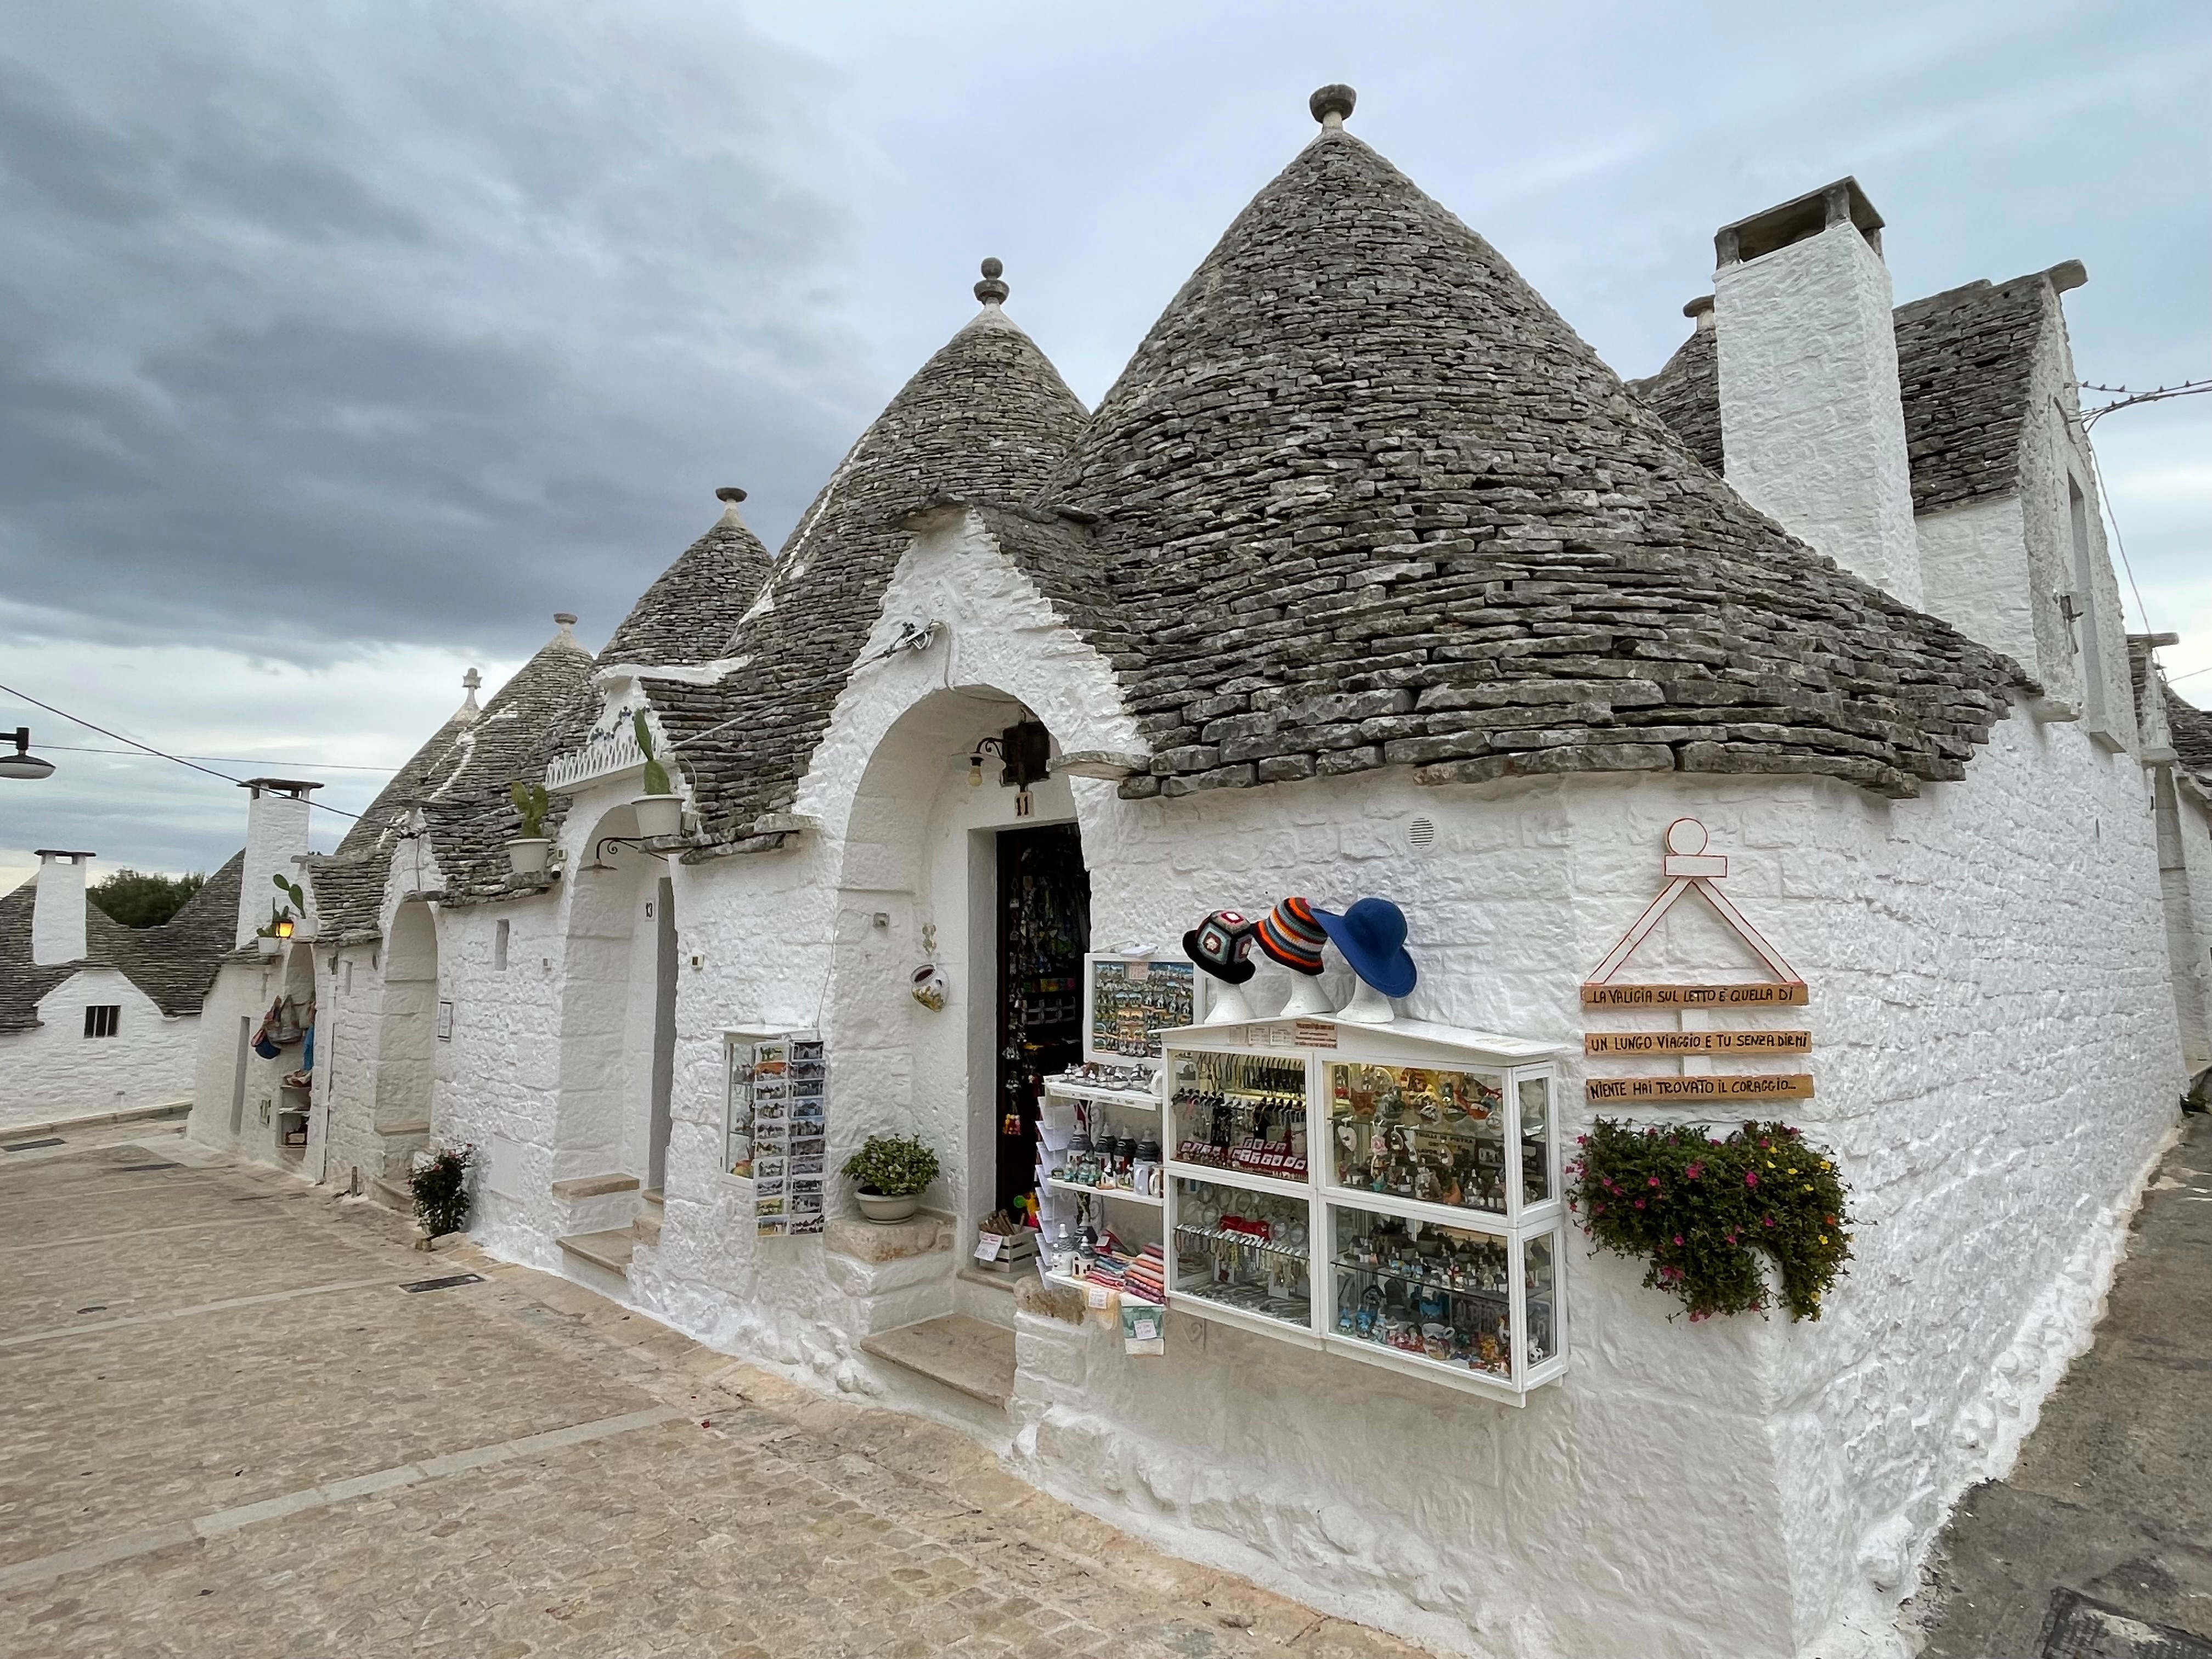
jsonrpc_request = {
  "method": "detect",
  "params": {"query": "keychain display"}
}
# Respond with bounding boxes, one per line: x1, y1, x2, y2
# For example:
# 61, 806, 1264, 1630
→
1329, 1062, 1509, 1213
1171, 1052, 1308, 1180
1171, 1179, 1311, 1329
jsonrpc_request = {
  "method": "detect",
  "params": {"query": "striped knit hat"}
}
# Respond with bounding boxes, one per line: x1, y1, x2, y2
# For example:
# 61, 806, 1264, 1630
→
1254, 896, 1329, 975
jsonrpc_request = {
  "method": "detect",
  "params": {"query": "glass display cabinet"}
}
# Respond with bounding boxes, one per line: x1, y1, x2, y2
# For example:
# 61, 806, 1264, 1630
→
1161, 1013, 1566, 1402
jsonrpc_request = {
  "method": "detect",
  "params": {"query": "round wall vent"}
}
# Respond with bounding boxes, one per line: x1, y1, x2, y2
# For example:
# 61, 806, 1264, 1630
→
1404, 815, 1437, 855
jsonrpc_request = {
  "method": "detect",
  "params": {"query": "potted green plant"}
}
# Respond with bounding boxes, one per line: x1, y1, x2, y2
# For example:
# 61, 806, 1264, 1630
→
507, 780, 552, 877
630, 710, 683, 839
407, 1142, 476, 1244
256, 874, 306, 957
842, 1133, 940, 1223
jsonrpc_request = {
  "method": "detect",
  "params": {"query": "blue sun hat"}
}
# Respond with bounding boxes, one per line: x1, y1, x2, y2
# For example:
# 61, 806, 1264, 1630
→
1311, 898, 1418, 998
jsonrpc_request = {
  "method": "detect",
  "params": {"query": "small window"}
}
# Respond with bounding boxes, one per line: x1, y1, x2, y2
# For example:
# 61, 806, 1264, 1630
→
495, 920, 510, 971
343, 960, 354, 995
83, 1005, 120, 1039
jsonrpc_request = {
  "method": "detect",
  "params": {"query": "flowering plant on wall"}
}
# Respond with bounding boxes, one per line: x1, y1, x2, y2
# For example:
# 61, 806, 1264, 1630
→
1567, 1120, 1852, 1321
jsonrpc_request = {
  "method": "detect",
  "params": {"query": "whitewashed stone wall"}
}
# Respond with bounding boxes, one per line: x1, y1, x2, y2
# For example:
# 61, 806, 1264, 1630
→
1916, 494, 2034, 669
186, 953, 312, 1168
0, 970, 197, 1126
2156, 770, 2212, 1075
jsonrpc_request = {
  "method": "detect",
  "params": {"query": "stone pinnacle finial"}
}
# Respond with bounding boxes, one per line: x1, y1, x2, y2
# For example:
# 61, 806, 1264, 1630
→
1310, 84, 1356, 128
461, 666, 482, 712
716, 486, 747, 503
554, 612, 578, 637
974, 257, 1009, 306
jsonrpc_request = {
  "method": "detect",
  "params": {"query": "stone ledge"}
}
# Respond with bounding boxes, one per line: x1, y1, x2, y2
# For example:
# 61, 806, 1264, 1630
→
0, 1102, 188, 1143
375, 1120, 431, 1139
823, 1213, 951, 1265
551, 1173, 640, 1201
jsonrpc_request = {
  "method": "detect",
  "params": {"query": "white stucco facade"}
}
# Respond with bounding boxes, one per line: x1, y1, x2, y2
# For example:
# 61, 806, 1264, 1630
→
0, 970, 197, 1127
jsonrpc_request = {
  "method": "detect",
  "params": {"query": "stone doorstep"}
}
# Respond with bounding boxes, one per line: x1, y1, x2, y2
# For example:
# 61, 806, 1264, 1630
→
631, 1210, 663, 1247
558, 1228, 636, 1277
0, 1102, 189, 1143
641, 1187, 664, 1207
374, 1120, 431, 1139
550, 1172, 640, 1201
367, 1175, 412, 1214
859, 1314, 1016, 1411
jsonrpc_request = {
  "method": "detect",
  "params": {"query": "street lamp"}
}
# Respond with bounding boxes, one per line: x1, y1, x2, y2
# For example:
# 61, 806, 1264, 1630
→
0, 727, 54, 781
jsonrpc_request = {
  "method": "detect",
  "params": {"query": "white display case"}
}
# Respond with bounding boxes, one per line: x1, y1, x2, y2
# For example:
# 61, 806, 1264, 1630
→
1161, 1013, 1566, 1403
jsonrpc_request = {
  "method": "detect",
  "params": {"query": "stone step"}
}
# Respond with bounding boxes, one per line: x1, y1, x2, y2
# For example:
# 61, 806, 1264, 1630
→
550, 1173, 639, 1201
374, 1120, 432, 1180
558, 1229, 636, 1277
368, 1174, 412, 1214
376, 1119, 431, 1139
859, 1314, 1015, 1411
631, 1210, 663, 1248
641, 1187, 664, 1209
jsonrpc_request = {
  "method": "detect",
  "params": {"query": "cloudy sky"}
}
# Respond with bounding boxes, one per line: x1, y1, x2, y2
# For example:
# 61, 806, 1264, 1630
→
2, 1, 2205, 890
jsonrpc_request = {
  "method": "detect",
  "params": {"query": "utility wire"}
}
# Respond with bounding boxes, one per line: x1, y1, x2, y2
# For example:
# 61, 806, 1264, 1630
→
40, 743, 399, 772
0, 681, 368, 822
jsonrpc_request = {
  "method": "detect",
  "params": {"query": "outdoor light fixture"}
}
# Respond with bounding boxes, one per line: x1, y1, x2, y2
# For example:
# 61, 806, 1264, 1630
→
0, 727, 55, 781
967, 736, 1005, 788
272, 917, 295, 940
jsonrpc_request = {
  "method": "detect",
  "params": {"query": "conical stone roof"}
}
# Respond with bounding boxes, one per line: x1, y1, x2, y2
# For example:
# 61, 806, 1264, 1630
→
1050, 119, 2025, 800
655, 296, 1088, 833
317, 623, 598, 934
600, 496, 775, 668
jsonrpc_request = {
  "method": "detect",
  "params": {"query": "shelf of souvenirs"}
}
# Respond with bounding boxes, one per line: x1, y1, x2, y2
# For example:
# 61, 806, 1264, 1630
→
1041, 1071, 1163, 1109
1169, 1277, 1319, 1348
1044, 1176, 1163, 1209
1039, 1231, 1165, 1306
1165, 1142, 1309, 1196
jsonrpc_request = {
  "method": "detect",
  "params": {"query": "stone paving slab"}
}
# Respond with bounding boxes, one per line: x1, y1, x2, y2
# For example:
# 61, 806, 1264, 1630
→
0, 1139, 1426, 1659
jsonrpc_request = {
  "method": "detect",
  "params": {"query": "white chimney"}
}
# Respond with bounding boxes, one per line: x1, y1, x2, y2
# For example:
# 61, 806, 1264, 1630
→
237, 778, 319, 948
31, 849, 92, 966
1713, 178, 1922, 608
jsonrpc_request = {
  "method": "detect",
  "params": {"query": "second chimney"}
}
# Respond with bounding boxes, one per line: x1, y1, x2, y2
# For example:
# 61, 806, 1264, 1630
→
31, 849, 92, 966
1713, 178, 1921, 608
236, 779, 319, 949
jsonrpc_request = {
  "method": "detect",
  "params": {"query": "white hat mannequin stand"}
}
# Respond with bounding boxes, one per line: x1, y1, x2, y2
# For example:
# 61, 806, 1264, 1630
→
1203, 982, 1255, 1024
1279, 974, 1334, 1017
1334, 978, 1395, 1024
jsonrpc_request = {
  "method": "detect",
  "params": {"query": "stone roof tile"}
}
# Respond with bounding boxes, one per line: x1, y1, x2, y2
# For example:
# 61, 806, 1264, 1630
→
1046, 123, 2023, 803
599, 499, 776, 668
654, 299, 1088, 836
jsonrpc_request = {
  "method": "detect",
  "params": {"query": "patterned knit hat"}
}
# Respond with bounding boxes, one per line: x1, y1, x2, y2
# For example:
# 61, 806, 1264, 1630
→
1183, 910, 1259, 985
1254, 896, 1329, 975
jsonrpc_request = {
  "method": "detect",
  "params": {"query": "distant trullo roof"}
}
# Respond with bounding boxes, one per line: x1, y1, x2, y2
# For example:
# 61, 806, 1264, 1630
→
600, 490, 776, 668
653, 272, 1089, 834
1041, 101, 2024, 800
0, 853, 242, 1032
313, 622, 598, 937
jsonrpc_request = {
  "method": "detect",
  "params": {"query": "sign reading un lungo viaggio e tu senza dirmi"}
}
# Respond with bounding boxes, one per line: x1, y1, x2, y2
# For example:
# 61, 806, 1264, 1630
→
1580, 819, 1813, 1103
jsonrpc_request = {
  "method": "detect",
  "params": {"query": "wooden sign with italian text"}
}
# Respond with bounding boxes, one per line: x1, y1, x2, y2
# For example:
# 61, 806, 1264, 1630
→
1581, 981, 1809, 1008
1585, 1029, 1812, 1056
1585, 1074, 1816, 1103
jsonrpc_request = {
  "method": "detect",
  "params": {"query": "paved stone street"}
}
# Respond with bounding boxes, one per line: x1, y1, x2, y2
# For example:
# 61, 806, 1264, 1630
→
0, 1123, 1417, 1659
1909, 1114, 2212, 1657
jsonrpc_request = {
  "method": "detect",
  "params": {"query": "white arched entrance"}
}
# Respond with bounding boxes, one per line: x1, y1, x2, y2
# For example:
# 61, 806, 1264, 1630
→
552, 805, 678, 1189
826, 686, 1093, 1241
373, 900, 439, 1133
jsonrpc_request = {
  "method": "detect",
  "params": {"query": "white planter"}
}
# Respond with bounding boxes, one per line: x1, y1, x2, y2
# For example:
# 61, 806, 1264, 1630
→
855, 1190, 921, 1224
256, 935, 283, 960
632, 794, 682, 839
506, 837, 551, 877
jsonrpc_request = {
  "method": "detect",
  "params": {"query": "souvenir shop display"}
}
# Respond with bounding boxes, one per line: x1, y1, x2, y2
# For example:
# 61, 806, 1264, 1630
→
1252, 897, 1335, 1016
1159, 1010, 1568, 1402
996, 826, 1090, 1216
724, 1026, 828, 1237
1084, 953, 1199, 1064
1182, 909, 1259, 1024
1312, 897, 1419, 1024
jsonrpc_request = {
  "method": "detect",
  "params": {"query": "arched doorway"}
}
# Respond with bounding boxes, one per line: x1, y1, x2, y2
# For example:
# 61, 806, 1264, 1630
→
276, 941, 317, 1159
551, 806, 678, 1189
374, 900, 438, 1132
827, 689, 1092, 1237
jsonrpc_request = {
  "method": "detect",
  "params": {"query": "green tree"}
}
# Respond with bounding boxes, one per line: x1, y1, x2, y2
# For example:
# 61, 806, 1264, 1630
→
89, 869, 206, 928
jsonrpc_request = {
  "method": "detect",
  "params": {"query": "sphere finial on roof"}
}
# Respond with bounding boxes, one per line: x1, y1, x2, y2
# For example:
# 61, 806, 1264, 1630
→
1309, 84, 1356, 127
716, 486, 748, 503
974, 257, 1009, 306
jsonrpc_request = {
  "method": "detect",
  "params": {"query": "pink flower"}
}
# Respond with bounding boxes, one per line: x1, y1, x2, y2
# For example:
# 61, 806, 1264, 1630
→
1763, 1216, 1775, 1228
1634, 1199, 1645, 1210
1673, 1235, 1684, 1246
1745, 1170, 1758, 1187
1685, 1162, 1703, 1180
1648, 1176, 1660, 1188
